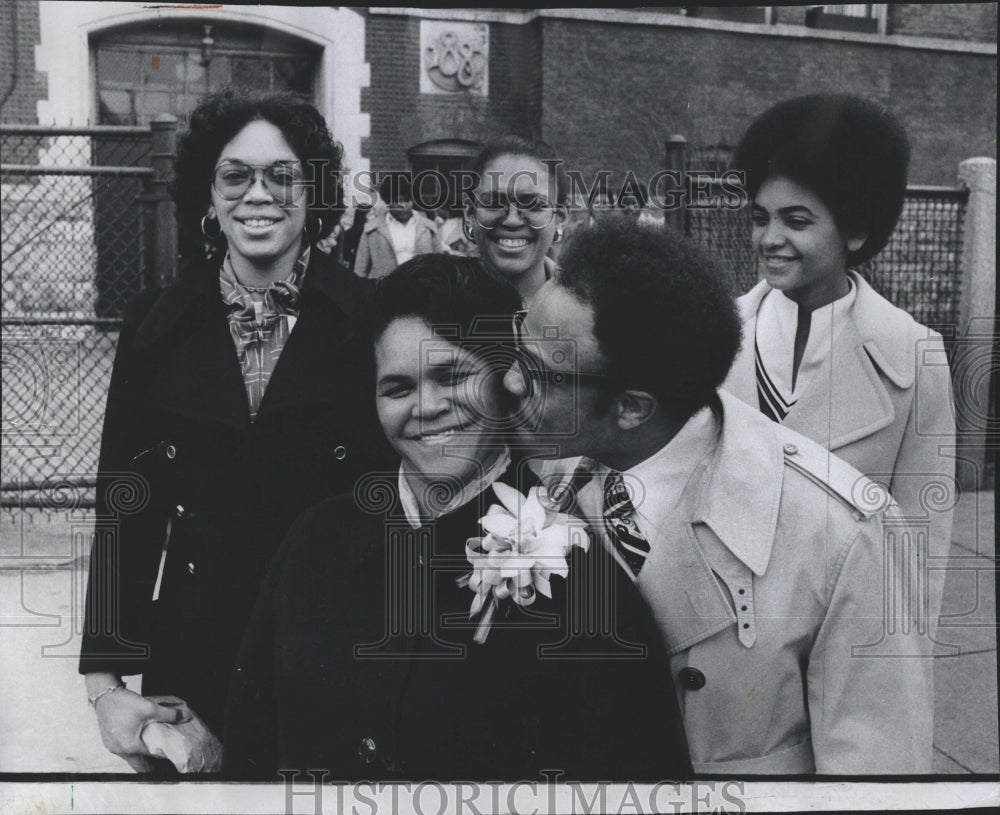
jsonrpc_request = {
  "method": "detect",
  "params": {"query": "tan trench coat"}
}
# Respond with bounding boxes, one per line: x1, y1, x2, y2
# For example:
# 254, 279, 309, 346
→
543, 392, 934, 774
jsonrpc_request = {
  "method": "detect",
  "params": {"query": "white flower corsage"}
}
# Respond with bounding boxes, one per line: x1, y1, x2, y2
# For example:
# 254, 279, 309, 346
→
460, 481, 587, 644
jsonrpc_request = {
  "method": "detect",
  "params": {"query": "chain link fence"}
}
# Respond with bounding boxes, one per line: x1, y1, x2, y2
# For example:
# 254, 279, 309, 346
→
0, 128, 977, 514
1, 125, 159, 515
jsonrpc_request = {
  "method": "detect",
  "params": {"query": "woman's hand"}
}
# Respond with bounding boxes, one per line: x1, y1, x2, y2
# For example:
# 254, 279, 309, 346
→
87, 675, 192, 772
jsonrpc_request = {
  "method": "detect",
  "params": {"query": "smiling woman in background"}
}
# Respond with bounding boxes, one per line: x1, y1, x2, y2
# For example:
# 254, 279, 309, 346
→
79, 88, 389, 773
464, 136, 568, 303
723, 93, 956, 633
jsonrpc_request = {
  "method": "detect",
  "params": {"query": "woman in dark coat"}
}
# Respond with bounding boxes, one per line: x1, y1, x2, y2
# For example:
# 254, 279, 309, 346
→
224, 255, 691, 782
79, 89, 391, 772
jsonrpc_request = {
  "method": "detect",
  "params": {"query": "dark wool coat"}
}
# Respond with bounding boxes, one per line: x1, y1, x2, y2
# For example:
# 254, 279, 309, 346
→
223, 474, 692, 782
79, 250, 394, 735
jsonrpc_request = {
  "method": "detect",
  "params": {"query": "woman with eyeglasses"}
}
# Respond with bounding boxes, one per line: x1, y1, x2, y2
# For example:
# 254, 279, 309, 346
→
79, 88, 391, 773
464, 136, 568, 302
224, 253, 690, 780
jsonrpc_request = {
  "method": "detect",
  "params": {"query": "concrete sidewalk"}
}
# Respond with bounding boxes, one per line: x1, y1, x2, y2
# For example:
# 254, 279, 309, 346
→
0, 489, 996, 774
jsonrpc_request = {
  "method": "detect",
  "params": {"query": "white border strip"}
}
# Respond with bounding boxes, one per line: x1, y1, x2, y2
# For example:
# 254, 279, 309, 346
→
0, 780, 997, 813
368, 7, 997, 56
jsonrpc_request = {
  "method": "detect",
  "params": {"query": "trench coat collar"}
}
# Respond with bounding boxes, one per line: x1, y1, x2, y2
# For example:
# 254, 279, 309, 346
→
730, 272, 916, 452
130, 250, 372, 432
689, 391, 782, 576
534, 394, 782, 578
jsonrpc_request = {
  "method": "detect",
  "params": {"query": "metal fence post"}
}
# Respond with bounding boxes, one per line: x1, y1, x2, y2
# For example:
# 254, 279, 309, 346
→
663, 135, 687, 235
147, 114, 178, 288
954, 157, 997, 490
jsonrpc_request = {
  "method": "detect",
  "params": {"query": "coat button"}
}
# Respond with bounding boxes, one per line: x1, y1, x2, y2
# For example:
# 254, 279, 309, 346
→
679, 667, 706, 690
357, 737, 377, 764
165, 444, 177, 460
782, 442, 798, 456
334, 445, 347, 461
187, 562, 195, 575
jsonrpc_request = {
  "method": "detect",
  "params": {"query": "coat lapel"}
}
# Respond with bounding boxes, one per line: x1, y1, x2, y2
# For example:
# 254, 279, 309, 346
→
253, 255, 373, 420
782, 299, 895, 453
731, 276, 899, 454
636, 394, 783, 655
723, 280, 767, 406
134, 284, 251, 433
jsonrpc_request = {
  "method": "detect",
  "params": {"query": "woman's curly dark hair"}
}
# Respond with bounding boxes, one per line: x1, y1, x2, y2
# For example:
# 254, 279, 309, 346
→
731, 94, 910, 266
172, 87, 346, 264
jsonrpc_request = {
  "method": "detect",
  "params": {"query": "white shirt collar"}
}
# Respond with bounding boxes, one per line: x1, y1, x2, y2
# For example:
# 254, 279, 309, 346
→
385, 212, 418, 265
621, 406, 718, 542
397, 447, 512, 529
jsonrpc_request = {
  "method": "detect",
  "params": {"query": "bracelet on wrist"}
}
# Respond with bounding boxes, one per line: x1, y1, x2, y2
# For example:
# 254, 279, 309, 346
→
88, 682, 126, 707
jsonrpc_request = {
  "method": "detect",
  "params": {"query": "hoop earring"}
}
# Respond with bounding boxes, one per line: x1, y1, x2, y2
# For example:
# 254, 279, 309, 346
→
462, 218, 476, 244
306, 215, 324, 241
553, 224, 564, 244
200, 215, 222, 240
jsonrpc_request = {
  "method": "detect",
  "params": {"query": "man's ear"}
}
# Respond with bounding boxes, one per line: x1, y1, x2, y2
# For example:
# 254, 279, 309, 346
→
615, 390, 659, 430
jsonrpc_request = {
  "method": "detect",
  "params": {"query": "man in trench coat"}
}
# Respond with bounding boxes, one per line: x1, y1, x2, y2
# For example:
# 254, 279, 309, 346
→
503, 219, 934, 774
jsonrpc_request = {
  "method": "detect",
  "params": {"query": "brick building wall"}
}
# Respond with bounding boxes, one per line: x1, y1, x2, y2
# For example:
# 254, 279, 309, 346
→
538, 17, 996, 186
0, 0, 45, 127
889, 3, 998, 43
362, 13, 543, 173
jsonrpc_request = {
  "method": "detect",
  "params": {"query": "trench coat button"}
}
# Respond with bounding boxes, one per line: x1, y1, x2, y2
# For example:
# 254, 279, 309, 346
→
782, 443, 798, 456
334, 445, 347, 461
187, 562, 195, 574
357, 737, 377, 763
679, 667, 706, 690
165, 444, 177, 460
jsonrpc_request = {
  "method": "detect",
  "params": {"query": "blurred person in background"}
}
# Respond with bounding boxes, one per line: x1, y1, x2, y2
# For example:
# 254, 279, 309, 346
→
354, 175, 438, 279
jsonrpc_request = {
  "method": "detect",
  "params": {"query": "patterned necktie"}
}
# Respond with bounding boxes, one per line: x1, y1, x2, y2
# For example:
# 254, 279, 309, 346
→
602, 470, 650, 578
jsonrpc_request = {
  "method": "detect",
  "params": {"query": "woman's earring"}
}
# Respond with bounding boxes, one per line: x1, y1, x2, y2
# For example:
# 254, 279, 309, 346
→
553, 224, 564, 244
306, 215, 324, 241
200, 214, 222, 240
462, 218, 476, 244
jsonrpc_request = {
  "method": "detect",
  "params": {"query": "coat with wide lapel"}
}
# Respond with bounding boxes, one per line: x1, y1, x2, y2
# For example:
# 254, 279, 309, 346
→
79, 250, 393, 733
723, 272, 956, 626
536, 392, 935, 775
224, 469, 692, 781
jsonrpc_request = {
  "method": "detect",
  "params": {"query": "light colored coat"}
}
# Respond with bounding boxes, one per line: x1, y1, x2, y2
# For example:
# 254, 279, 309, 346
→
542, 392, 934, 774
723, 271, 957, 629
353, 212, 439, 279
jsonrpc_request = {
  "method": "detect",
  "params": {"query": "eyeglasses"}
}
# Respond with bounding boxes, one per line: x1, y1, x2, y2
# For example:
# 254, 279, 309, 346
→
470, 192, 557, 230
511, 309, 610, 396
211, 161, 305, 204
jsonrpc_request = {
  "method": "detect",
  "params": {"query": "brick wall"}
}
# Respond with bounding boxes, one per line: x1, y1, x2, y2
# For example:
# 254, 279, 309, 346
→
0, 0, 45, 126
362, 13, 543, 172
889, 3, 998, 43
539, 18, 997, 186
